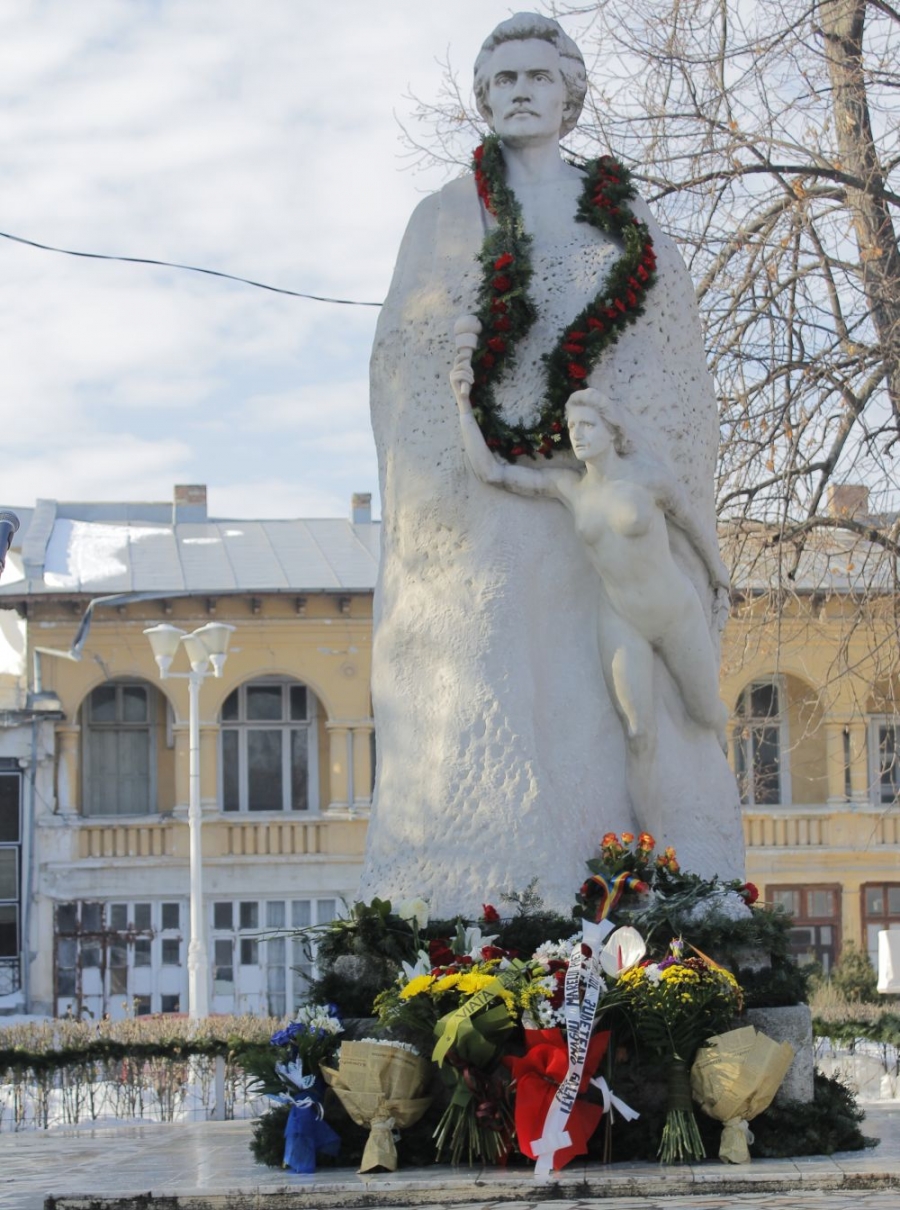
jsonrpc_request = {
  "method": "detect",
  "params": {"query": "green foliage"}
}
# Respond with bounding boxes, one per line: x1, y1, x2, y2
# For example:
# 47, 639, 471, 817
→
736, 961, 813, 1009
830, 943, 880, 1004
302, 898, 419, 1017
250, 1103, 291, 1168
749, 1073, 876, 1157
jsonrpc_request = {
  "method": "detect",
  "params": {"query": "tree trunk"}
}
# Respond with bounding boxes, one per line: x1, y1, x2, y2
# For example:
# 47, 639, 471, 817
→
820, 0, 900, 428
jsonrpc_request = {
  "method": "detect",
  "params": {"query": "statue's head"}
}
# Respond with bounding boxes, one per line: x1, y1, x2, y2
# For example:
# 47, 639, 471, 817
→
474, 13, 587, 139
566, 388, 634, 457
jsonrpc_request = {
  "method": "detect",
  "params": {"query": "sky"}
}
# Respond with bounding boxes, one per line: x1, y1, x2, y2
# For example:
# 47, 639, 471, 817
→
0, 1, 603, 521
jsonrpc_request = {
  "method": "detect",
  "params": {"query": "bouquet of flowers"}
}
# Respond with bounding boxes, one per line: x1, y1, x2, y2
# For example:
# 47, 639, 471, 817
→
376, 922, 559, 1164
613, 942, 742, 1163
321, 1039, 432, 1172
245, 1003, 344, 1173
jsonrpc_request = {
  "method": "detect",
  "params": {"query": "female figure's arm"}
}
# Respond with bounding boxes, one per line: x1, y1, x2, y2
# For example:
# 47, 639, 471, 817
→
450, 326, 574, 502
641, 466, 730, 596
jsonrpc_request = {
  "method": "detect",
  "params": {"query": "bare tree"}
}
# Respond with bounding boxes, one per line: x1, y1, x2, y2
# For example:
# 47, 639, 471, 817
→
402, 0, 900, 741
403, 1, 900, 565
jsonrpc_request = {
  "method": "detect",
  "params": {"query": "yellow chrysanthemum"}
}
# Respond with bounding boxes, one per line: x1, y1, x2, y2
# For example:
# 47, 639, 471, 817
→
398, 974, 435, 1000
456, 971, 496, 996
432, 973, 461, 994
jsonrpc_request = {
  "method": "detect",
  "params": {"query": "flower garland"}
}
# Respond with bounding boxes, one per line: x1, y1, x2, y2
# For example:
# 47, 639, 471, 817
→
469, 135, 658, 462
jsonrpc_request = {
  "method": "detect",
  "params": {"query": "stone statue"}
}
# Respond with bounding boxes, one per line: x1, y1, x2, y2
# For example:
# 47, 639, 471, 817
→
359, 13, 745, 917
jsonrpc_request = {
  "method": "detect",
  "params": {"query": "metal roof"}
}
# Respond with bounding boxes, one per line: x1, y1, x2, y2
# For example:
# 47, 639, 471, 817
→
0, 506, 379, 598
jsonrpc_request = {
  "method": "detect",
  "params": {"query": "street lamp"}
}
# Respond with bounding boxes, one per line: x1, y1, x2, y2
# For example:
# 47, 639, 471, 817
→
144, 621, 235, 1019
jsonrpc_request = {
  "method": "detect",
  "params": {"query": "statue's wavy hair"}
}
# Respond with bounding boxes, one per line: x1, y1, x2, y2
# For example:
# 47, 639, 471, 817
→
473, 13, 587, 138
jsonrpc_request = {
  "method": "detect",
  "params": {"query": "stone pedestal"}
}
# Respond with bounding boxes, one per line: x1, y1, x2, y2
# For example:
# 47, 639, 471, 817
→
745, 1004, 814, 1103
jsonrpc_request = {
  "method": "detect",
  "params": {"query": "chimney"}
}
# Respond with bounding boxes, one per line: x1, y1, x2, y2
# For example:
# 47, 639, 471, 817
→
827, 484, 869, 519
351, 492, 372, 525
173, 485, 208, 525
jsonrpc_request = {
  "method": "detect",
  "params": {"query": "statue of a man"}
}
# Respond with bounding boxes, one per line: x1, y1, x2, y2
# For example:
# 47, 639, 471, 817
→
359, 13, 744, 917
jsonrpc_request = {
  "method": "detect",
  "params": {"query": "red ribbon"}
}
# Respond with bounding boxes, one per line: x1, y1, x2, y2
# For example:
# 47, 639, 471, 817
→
504, 1027, 610, 1170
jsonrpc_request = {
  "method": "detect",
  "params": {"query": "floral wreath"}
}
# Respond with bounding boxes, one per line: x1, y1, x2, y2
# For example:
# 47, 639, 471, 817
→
469, 135, 658, 462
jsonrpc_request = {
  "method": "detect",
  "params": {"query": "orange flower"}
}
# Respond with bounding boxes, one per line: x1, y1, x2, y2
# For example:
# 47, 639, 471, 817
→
601, 832, 619, 847
621, 832, 635, 844
637, 832, 655, 849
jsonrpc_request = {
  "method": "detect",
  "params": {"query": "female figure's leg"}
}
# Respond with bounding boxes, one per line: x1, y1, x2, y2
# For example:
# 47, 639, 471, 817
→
596, 600, 659, 822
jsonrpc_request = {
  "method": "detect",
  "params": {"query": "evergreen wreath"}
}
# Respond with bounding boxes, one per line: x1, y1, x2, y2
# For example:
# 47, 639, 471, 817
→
469, 135, 658, 462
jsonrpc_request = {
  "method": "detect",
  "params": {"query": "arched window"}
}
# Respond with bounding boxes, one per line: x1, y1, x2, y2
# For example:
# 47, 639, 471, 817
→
220, 679, 319, 812
869, 716, 900, 803
734, 679, 786, 806
82, 682, 156, 817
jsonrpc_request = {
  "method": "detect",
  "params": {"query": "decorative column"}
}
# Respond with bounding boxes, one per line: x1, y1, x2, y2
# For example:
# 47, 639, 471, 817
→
352, 722, 374, 810
823, 717, 849, 806
846, 719, 870, 804
54, 723, 81, 816
326, 722, 350, 812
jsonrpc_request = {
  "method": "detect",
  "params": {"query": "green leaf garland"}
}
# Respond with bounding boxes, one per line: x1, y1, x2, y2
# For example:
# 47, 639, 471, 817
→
469, 136, 658, 462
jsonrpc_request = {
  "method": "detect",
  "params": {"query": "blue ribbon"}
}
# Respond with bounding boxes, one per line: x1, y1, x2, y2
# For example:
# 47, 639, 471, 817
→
283, 1096, 340, 1174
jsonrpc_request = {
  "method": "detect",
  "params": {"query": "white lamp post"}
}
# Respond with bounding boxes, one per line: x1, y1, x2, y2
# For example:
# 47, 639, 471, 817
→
144, 621, 235, 1019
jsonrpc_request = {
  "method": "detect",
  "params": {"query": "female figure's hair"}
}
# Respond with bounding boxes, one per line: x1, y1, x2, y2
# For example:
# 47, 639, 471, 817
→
565, 388, 638, 457
473, 13, 587, 137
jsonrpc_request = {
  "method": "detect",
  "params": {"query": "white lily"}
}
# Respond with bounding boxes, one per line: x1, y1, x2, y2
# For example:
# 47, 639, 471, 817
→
400, 949, 433, 980
463, 925, 498, 957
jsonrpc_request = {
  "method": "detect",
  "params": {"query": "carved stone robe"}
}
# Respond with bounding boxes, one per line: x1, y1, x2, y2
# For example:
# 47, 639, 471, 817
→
358, 169, 744, 916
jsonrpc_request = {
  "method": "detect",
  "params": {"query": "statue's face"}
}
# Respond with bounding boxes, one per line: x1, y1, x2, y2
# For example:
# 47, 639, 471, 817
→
485, 38, 568, 146
567, 405, 611, 461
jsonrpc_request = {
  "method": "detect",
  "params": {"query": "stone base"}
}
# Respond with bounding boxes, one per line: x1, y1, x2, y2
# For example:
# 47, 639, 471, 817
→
745, 1004, 814, 1104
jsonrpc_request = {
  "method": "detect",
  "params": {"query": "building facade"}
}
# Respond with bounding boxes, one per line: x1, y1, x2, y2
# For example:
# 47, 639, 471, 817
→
0, 488, 376, 1018
0, 487, 897, 1016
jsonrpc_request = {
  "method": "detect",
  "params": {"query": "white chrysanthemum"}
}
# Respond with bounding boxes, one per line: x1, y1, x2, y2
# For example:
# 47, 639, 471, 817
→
397, 898, 430, 929
685, 890, 752, 924
532, 935, 581, 968
646, 964, 662, 984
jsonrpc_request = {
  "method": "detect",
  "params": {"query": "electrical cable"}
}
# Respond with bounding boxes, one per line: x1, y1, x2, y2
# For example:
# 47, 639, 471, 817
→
0, 228, 383, 306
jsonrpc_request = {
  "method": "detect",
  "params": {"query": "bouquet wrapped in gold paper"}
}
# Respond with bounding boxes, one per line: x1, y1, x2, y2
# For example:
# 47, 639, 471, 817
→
691, 1025, 794, 1163
321, 1039, 432, 1172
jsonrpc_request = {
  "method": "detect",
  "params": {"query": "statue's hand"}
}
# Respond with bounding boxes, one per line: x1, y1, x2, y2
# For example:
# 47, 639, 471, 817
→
449, 349, 475, 411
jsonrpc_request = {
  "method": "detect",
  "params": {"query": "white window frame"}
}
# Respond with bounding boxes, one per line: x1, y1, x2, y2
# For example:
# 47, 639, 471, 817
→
210, 896, 337, 1017
81, 681, 158, 818
219, 679, 319, 813
868, 715, 900, 804
733, 677, 791, 806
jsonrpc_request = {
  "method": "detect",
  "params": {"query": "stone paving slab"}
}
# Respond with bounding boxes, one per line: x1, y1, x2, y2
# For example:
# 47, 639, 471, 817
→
2, 1102, 896, 1210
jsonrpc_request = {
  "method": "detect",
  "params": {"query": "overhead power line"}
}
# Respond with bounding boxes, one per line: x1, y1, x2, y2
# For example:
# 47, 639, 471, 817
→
0, 228, 383, 307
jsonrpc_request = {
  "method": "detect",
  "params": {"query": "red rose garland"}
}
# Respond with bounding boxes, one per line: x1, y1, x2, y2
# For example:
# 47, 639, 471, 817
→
468, 136, 658, 462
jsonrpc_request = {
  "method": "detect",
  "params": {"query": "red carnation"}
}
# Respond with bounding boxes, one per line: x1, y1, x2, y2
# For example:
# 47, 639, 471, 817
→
490, 298, 508, 313
482, 903, 500, 923
587, 317, 605, 331
482, 945, 505, 960
493, 274, 512, 292
538, 442, 552, 456
487, 336, 507, 354
510, 445, 527, 457
614, 298, 627, 312
486, 438, 501, 449
563, 342, 585, 356
568, 362, 588, 380
551, 421, 563, 433
481, 352, 496, 369
473, 145, 484, 162
493, 316, 512, 332
741, 882, 760, 905
494, 252, 514, 270
626, 290, 638, 307
636, 265, 648, 282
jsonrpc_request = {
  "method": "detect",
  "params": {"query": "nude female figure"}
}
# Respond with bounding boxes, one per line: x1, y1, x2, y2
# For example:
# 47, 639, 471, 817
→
450, 324, 730, 818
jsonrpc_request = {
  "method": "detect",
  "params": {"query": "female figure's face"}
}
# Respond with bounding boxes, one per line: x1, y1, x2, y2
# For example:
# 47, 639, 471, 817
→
567, 404, 612, 462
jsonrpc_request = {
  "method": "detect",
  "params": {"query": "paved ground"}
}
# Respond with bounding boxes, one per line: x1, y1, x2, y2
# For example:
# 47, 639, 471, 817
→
2, 1102, 897, 1210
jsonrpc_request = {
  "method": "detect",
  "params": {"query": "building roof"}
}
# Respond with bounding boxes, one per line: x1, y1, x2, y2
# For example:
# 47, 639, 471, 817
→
0, 490, 379, 598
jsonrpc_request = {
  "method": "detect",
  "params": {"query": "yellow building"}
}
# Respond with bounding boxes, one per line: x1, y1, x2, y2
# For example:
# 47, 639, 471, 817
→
723, 512, 900, 976
0, 487, 375, 1018
0, 485, 896, 1017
